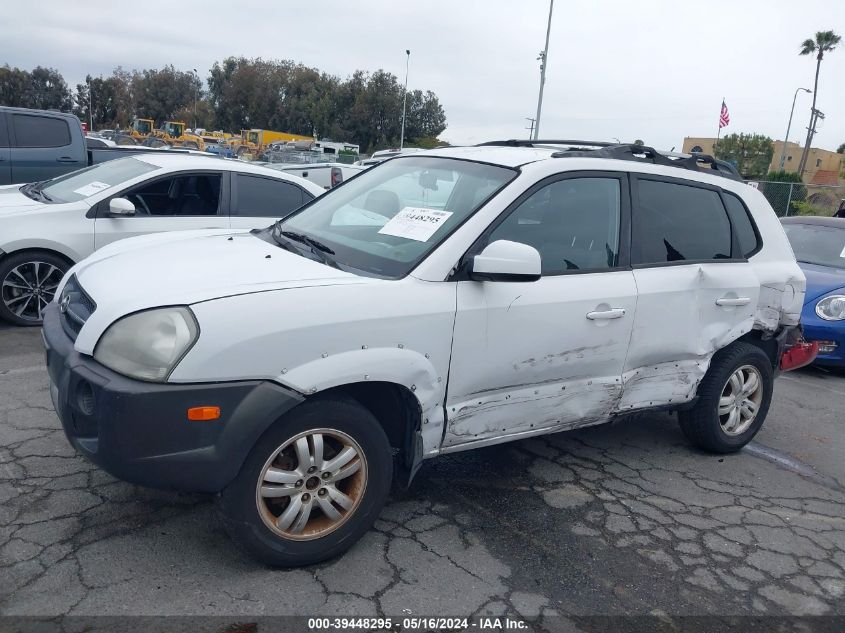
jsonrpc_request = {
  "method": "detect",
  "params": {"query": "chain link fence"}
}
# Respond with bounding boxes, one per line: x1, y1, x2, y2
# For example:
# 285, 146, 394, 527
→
749, 180, 845, 217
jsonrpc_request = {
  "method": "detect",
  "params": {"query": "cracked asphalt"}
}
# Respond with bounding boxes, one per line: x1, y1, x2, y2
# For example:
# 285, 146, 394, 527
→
2, 323, 845, 626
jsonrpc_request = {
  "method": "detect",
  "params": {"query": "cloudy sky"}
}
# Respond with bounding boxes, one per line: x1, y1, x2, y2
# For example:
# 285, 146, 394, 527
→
2, 0, 844, 151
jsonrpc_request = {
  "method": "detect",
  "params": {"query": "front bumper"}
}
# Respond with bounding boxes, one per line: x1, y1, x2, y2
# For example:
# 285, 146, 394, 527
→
42, 303, 304, 492
801, 304, 845, 367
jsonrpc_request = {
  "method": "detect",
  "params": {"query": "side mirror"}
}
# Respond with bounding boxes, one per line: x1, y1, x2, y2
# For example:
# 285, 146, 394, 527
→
108, 197, 136, 217
470, 240, 541, 282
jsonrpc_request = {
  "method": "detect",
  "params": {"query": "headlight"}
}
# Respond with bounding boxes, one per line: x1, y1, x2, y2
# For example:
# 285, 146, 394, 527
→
815, 295, 845, 321
94, 307, 199, 381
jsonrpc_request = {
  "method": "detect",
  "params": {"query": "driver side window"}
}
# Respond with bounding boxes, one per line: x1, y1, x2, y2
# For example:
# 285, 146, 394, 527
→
119, 173, 222, 217
487, 177, 622, 275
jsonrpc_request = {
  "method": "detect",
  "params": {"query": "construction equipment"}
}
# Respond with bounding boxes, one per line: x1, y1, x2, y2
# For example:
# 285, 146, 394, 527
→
127, 118, 155, 142
147, 121, 206, 151
233, 129, 313, 158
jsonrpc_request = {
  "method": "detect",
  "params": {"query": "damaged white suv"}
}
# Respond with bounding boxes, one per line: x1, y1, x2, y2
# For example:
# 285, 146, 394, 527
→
44, 141, 814, 566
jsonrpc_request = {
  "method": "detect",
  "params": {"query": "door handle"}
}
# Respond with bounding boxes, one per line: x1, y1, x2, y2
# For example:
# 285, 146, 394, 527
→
586, 308, 627, 320
56, 157, 77, 163
716, 297, 751, 307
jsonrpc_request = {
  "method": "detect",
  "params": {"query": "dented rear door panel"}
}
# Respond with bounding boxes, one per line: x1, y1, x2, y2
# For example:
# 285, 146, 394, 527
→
621, 262, 760, 411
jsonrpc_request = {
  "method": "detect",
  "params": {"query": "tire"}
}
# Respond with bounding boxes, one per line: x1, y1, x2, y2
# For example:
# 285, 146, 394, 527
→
218, 396, 392, 567
0, 251, 69, 326
678, 342, 773, 453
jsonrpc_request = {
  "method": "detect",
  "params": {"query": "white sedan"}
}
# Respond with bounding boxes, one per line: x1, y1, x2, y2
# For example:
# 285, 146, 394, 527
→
0, 154, 324, 325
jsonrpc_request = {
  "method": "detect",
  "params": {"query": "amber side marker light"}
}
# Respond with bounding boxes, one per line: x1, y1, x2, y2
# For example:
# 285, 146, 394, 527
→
187, 406, 221, 421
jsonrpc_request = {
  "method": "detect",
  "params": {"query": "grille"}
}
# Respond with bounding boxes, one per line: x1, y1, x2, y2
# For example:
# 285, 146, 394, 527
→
59, 275, 96, 341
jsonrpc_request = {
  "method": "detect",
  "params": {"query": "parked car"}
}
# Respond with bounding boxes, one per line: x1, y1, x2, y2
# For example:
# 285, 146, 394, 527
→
85, 136, 117, 149
781, 216, 845, 368
0, 106, 169, 186
43, 142, 812, 566
355, 147, 423, 167
0, 154, 323, 325
266, 162, 367, 189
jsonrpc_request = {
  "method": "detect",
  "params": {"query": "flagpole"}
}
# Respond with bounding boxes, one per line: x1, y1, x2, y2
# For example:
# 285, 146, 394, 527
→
715, 96, 724, 153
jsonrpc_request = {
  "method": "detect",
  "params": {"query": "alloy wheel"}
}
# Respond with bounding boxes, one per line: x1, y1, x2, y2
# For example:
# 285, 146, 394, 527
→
1, 261, 64, 323
718, 364, 764, 436
255, 428, 368, 541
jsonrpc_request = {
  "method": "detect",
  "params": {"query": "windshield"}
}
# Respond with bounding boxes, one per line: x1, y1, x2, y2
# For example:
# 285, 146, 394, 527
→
275, 156, 516, 278
133, 120, 151, 134
39, 157, 159, 204
783, 223, 845, 270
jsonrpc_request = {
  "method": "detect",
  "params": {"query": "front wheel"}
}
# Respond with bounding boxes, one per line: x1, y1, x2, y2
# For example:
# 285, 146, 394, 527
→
0, 251, 69, 326
218, 396, 392, 567
678, 342, 773, 453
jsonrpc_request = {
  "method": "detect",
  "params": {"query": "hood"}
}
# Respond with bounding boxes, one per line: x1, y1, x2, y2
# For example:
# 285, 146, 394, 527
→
798, 262, 845, 303
69, 229, 367, 350
0, 184, 46, 214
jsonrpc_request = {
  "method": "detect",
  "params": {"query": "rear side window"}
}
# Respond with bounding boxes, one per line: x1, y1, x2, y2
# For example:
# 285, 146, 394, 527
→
12, 114, 71, 148
723, 192, 760, 257
633, 179, 731, 264
234, 174, 306, 218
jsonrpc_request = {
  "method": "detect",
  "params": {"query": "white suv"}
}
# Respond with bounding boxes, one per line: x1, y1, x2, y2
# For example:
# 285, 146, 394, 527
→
43, 142, 813, 566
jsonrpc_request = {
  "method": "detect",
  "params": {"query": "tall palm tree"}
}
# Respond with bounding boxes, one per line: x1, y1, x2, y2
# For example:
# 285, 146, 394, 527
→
797, 30, 841, 175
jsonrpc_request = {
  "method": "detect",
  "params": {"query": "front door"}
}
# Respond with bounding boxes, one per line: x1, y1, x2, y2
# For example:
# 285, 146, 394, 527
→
94, 172, 228, 249
443, 173, 636, 449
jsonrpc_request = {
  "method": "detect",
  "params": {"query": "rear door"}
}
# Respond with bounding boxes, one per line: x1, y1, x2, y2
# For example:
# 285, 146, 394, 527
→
621, 175, 761, 411
444, 172, 637, 448
93, 171, 228, 249
228, 173, 315, 229
0, 113, 10, 185
9, 112, 85, 183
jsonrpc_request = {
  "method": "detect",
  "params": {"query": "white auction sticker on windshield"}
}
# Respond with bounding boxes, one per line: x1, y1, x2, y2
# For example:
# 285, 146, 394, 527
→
377, 207, 453, 242
840, 245, 845, 258
72, 181, 111, 196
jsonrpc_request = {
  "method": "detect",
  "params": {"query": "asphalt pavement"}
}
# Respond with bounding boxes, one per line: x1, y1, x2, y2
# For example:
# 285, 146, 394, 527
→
1, 323, 844, 628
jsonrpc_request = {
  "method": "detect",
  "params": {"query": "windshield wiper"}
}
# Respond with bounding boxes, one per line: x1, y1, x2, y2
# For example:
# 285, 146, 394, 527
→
32, 182, 53, 202
280, 230, 335, 255
276, 228, 340, 269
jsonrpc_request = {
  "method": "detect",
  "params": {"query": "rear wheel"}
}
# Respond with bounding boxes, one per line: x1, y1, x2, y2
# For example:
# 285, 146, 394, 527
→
678, 342, 773, 453
0, 251, 69, 326
218, 397, 392, 567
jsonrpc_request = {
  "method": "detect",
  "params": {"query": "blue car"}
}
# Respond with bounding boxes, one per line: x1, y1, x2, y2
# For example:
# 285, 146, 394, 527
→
781, 216, 845, 368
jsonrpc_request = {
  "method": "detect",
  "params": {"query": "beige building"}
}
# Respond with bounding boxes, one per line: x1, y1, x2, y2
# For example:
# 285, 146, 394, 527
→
681, 137, 843, 185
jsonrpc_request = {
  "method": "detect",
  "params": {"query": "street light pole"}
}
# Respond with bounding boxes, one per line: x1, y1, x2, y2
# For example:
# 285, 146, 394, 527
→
87, 79, 93, 131
533, 0, 554, 140
400, 50, 410, 150
779, 87, 811, 171
192, 68, 199, 131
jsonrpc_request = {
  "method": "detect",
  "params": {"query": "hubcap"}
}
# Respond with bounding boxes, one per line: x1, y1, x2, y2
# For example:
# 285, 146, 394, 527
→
718, 365, 763, 436
255, 428, 367, 541
1, 261, 64, 322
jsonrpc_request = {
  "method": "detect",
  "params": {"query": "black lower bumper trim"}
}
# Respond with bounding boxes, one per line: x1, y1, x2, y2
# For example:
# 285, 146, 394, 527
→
42, 303, 304, 492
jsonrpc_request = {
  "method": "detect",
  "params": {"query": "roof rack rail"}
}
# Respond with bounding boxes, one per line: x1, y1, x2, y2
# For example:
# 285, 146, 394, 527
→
475, 140, 742, 181
550, 143, 742, 181
477, 139, 615, 148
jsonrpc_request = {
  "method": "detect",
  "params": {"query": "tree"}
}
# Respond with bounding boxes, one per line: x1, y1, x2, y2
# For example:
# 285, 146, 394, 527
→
131, 65, 201, 124
73, 69, 134, 129
713, 133, 774, 179
837, 142, 845, 154
0, 65, 31, 107
0, 65, 71, 111
797, 30, 841, 174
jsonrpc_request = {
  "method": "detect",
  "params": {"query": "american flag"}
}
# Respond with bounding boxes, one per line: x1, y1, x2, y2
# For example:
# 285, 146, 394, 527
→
719, 100, 730, 128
